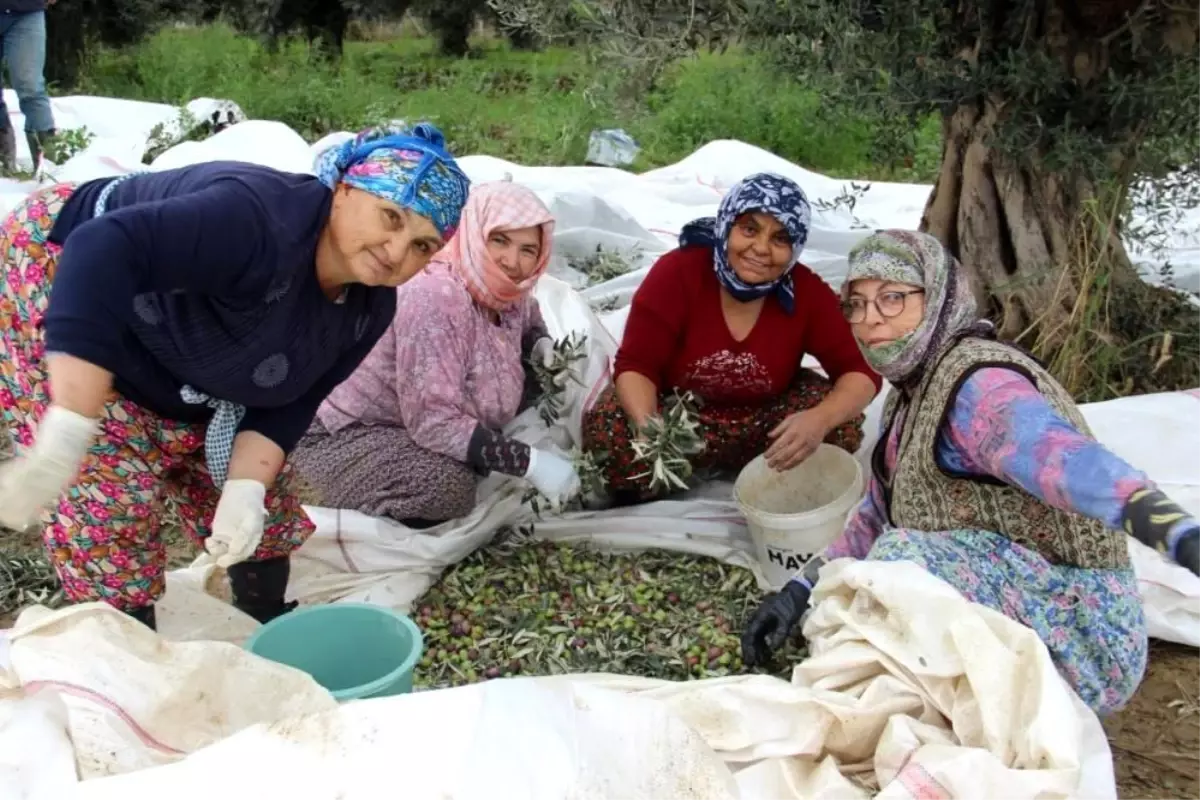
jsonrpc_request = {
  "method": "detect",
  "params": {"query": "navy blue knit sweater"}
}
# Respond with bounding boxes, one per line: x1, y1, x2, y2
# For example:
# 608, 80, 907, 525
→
45, 161, 396, 454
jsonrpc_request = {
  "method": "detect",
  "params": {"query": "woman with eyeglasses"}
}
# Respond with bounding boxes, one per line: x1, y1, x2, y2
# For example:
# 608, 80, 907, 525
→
0, 122, 470, 630
742, 229, 1200, 717
582, 173, 882, 502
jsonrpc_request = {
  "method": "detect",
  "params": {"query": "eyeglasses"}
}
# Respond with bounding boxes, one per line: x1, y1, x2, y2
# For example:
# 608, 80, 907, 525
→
841, 290, 925, 323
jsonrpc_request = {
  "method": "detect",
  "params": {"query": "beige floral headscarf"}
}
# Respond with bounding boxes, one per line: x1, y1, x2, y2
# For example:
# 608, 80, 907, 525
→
843, 230, 990, 384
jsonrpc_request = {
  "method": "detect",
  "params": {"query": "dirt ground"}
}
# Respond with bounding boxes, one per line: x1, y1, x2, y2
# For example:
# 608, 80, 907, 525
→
1104, 641, 1200, 799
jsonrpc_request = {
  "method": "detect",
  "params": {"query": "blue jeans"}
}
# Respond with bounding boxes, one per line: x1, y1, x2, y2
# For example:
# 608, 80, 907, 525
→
0, 10, 53, 133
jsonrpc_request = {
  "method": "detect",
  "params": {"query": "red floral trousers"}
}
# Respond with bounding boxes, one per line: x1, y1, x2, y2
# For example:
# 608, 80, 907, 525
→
581, 368, 864, 500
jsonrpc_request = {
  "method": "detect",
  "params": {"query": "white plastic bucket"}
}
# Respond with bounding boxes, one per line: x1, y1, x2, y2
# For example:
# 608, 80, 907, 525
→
734, 444, 865, 589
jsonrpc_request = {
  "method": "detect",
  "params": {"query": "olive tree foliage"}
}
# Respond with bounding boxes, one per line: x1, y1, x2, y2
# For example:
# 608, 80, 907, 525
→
45, 0, 167, 87
764, 0, 1200, 344
204, 0, 540, 58
413, 0, 543, 57
491, 0, 1200, 397
46, 0, 257, 88
190, 0, 404, 59
489, 0, 745, 95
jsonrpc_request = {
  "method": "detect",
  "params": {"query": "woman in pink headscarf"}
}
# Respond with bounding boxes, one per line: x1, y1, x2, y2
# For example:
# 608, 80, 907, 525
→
292, 181, 580, 527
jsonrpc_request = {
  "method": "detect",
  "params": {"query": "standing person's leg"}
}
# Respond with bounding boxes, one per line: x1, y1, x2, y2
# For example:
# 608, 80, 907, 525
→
171, 449, 317, 624
3, 11, 55, 165
0, 115, 15, 172
0, 17, 16, 171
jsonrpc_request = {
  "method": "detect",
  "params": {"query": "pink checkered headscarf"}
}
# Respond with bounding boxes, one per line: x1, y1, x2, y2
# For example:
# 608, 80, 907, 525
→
433, 181, 555, 311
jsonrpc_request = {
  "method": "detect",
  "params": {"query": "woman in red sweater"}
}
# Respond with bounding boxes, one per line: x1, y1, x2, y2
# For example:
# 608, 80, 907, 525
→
583, 173, 881, 500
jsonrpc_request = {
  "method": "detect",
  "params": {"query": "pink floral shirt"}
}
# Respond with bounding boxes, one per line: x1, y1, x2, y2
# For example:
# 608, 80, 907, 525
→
316, 263, 546, 463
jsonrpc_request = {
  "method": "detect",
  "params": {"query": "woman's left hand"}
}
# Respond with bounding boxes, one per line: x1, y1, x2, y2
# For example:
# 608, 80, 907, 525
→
764, 410, 830, 471
530, 336, 556, 369
203, 479, 268, 568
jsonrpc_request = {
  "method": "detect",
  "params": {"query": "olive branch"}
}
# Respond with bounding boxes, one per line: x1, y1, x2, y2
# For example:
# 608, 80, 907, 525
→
528, 331, 589, 428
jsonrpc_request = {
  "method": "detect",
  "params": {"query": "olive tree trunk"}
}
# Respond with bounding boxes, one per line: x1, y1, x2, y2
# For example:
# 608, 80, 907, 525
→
918, 100, 1143, 344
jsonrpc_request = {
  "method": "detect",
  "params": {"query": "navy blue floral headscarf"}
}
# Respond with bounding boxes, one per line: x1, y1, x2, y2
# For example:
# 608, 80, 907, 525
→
679, 173, 812, 314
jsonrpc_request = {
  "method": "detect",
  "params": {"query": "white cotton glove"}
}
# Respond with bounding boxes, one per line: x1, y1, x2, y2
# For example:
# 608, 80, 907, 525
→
0, 406, 99, 531
524, 448, 581, 511
204, 479, 267, 568
530, 336, 555, 368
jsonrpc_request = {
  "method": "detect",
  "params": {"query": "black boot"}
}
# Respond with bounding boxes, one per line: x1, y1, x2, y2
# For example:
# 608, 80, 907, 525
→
126, 604, 157, 631
25, 128, 55, 170
227, 555, 298, 624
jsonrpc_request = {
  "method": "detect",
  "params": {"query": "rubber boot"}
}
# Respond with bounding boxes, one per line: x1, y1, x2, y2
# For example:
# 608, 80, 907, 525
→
127, 604, 157, 631
0, 122, 16, 173
227, 555, 298, 624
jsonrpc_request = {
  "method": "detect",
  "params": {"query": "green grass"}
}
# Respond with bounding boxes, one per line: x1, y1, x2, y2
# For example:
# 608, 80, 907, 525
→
74, 23, 940, 180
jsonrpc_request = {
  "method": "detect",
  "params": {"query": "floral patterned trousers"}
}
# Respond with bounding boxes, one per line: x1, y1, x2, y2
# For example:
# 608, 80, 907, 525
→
868, 527, 1147, 716
582, 368, 865, 500
0, 184, 314, 612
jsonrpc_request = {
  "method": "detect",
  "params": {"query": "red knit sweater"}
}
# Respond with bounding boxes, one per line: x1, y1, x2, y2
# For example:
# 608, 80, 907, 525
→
614, 246, 881, 409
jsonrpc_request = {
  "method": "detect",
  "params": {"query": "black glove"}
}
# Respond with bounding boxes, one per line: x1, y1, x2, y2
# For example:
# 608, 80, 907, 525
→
1174, 526, 1199, 577
741, 580, 811, 668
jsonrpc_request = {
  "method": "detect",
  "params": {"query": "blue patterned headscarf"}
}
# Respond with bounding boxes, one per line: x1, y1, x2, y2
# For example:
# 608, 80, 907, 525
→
313, 121, 471, 239
679, 173, 812, 314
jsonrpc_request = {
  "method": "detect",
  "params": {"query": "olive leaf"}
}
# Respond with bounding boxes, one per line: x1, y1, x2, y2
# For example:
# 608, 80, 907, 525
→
412, 528, 803, 689
567, 243, 641, 286
528, 331, 589, 427
0, 552, 64, 620
629, 389, 705, 493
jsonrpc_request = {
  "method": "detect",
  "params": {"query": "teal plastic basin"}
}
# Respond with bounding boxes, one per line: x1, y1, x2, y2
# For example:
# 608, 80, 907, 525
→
244, 603, 424, 702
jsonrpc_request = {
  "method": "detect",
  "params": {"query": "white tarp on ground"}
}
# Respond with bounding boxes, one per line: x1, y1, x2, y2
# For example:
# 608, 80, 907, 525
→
3, 560, 1120, 800
1, 93, 1198, 799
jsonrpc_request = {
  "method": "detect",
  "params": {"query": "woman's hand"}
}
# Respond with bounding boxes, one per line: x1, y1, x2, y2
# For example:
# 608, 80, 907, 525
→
524, 448, 581, 511
1175, 526, 1199, 576
530, 336, 559, 372
198, 432, 282, 568
741, 580, 812, 667
0, 352, 114, 528
764, 409, 830, 471
0, 406, 99, 530
203, 479, 267, 568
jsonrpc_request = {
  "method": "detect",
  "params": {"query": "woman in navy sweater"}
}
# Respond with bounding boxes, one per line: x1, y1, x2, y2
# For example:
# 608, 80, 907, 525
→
0, 122, 470, 630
